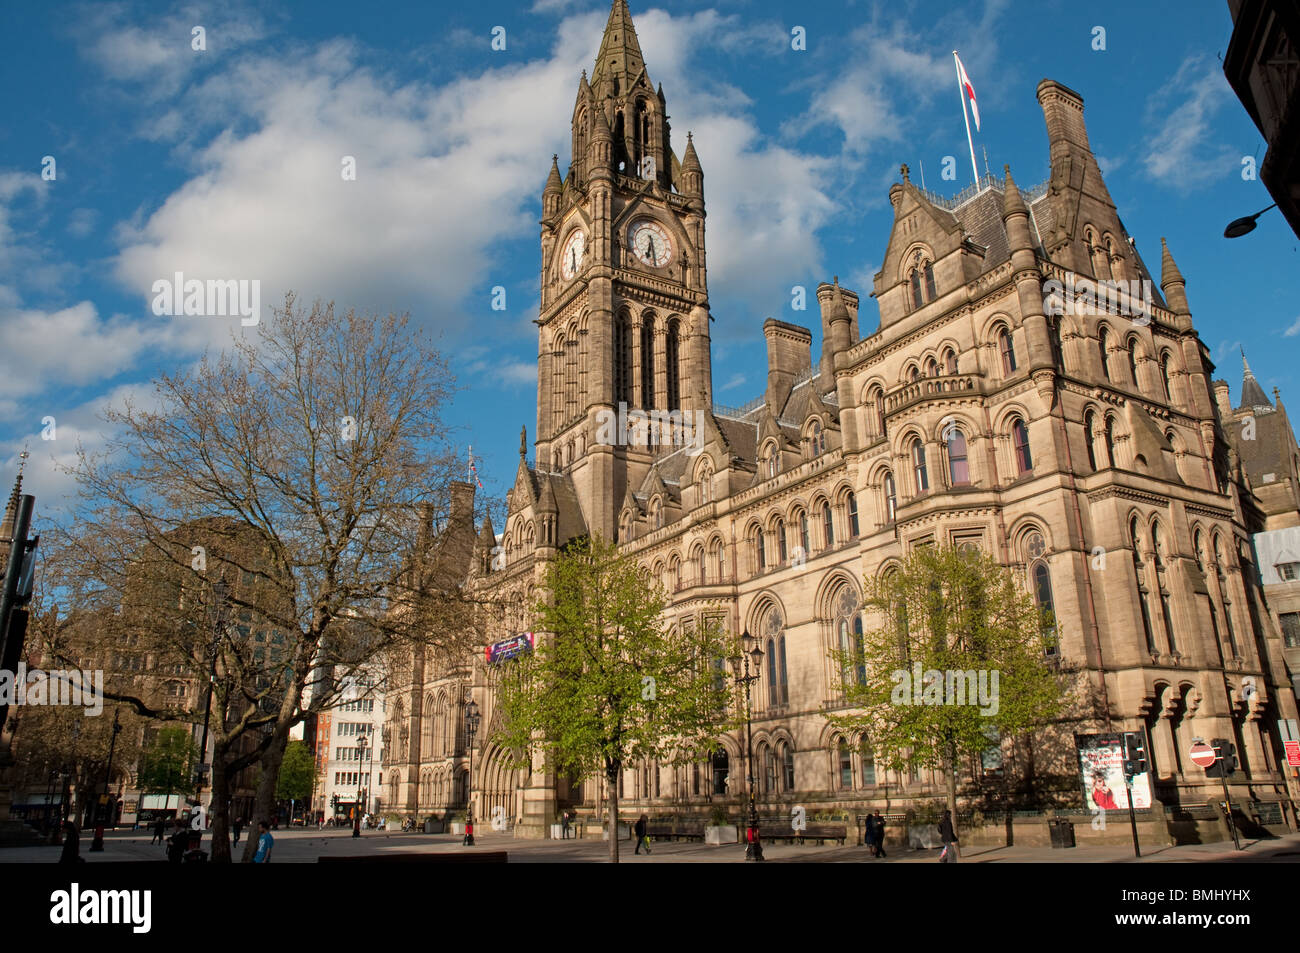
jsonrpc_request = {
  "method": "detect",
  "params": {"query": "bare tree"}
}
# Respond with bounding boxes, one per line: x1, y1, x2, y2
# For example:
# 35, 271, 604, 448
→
58, 294, 478, 861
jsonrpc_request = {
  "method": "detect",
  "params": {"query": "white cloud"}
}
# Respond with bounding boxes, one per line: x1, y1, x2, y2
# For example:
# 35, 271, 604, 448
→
1141, 54, 1237, 189
1284, 318, 1300, 338
0, 300, 155, 403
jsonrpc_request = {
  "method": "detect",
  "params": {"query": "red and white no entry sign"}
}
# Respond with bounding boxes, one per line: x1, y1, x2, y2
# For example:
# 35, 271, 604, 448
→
1190, 742, 1217, 768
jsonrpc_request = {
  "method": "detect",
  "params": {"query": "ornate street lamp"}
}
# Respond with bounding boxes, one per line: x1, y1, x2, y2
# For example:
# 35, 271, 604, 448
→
89, 708, 122, 852
353, 733, 369, 837
463, 695, 480, 846
728, 631, 765, 862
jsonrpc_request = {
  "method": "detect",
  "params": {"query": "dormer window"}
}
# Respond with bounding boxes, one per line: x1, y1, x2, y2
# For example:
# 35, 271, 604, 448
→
809, 420, 825, 456
764, 443, 780, 479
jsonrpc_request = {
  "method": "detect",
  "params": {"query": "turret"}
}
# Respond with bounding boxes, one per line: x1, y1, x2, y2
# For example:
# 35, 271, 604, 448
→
543, 155, 562, 221
680, 132, 703, 198
1160, 237, 1192, 330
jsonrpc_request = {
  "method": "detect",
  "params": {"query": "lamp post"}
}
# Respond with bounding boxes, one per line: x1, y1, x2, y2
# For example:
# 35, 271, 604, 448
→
89, 708, 122, 852
728, 630, 765, 862
1224, 203, 1277, 238
463, 695, 480, 846
353, 733, 369, 837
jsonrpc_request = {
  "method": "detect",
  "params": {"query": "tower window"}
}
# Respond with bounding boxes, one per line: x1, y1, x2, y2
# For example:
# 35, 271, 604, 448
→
999, 328, 1017, 375
666, 321, 680, 412
776, 520, 788, 564
1084, 411, 1099, 471
640, 321, 655, 411
847, 492, 859, 537
883, 472, 897, 523
910, 270, 923, 310
1127, 339, 1140, 390
614, 314, 632, 406
1159, 352, 1172, 402
924, 262, 936, 301
822, 501, 834, 546
1012, 419, 1033, 474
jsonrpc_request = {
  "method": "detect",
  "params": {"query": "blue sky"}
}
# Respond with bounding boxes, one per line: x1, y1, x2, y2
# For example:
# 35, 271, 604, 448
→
2, 0, 1294, 516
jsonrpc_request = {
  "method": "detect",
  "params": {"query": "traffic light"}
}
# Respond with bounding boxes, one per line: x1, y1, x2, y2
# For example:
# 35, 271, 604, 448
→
1123, 731, 1149, 777
1206, 739, 1238, 778
331, 794, 339, 811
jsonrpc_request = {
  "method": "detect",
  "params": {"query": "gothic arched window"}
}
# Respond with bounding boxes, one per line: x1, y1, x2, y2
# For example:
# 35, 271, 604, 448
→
1126, 337, 1140, 390
1084, 411, 1099, 471
666, 320, 680, 412
822, 501, 835, 547
883, 472, 897, 523
641, 320, 655, 410
614, 313, 632, 405
999, 327, 1017, 375
1098, 326, 1111, 382
910, 269, 923, 310
775, 519, 788, 564
847, 492, 860, 537
1159, 351, 1172, 402
912, 439, 929, 492
947, 427, 970, 485
1012, 418, 1033, 474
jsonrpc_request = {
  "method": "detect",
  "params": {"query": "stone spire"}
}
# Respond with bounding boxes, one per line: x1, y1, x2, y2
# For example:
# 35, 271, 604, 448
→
1002, 164, 1028, 219
543, 154, 562, 220
590, 0, 647, 95
520, 425, 528, 459
1238, 348, 1272, 411
1, 448, 28, 542
1159, 237, 1191, 325
679, 132, 703, 197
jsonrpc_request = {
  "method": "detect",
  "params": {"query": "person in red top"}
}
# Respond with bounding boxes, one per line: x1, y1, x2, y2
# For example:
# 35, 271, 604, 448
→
1091, 772, 1119, 810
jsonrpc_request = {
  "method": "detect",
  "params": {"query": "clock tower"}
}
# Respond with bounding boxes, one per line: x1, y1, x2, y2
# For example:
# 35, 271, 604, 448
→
535, 0, 713, 543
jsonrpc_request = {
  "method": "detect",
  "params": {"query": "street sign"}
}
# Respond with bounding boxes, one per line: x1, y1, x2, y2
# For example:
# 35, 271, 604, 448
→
1189, 742, 1217, 768
1284, 740, 1300, 767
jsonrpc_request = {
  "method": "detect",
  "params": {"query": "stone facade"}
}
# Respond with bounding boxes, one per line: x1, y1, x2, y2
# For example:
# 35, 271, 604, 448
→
384, 1, 1300, 838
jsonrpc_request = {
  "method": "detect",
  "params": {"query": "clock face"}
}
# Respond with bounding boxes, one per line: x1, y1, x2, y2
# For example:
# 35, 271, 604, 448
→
629, 220, 672, 268
560, 230, 586, 280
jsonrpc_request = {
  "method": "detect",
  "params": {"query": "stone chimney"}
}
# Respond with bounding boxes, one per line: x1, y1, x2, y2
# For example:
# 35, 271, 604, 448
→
763, 319, 812, 415
450, 481, 475, 526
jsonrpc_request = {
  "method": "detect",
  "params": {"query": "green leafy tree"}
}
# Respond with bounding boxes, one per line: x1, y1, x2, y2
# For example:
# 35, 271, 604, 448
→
493, 537, 734, 863
829, 544, 1064, 849
275, 739, 315, 822
137, 726, 198, 796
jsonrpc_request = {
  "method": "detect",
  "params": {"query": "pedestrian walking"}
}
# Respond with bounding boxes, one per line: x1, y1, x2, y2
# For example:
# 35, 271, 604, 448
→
151, 817, 165, 845
166, 822, 188, 864
253, 821, 274, 863
873, 811, 887, 857
232, 817, 243, 845
561, 810, 572, 839
938, 809, 959, 863
633, 814, 651, 854
58, 821, 83, 864
863, 813, 878, 857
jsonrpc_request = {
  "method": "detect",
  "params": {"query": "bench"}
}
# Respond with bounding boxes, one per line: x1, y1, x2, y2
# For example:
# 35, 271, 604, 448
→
742, 818, 848, 845
645, 820, 705, 842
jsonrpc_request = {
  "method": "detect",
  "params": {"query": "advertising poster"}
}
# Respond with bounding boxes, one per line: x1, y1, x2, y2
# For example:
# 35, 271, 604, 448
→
1074, 732, 1151, 811
487, 631, 535, 664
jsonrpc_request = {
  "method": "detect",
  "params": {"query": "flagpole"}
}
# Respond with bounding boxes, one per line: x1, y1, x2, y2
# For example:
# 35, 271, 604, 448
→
954, 51, 979, 186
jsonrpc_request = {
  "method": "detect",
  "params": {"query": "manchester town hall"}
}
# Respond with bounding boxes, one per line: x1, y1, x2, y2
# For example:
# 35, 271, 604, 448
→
384, 1, 1300, 841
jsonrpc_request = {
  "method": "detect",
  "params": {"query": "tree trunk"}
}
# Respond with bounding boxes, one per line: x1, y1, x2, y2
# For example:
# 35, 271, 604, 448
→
208, 738, 232, 862
944, 740, 960, 860
240, 726, 291, 862
607, 759, 620, 865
